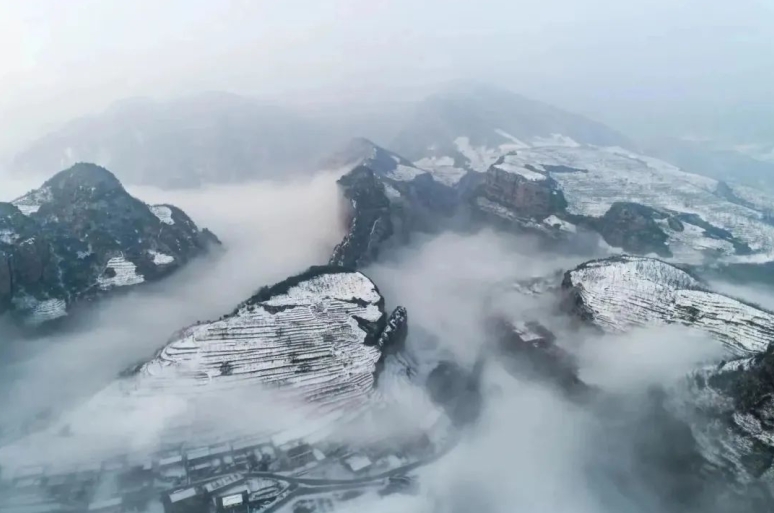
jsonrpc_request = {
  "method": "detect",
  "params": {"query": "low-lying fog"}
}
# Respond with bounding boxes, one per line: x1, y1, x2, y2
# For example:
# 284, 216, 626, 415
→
1, 172, 771, 512
0, 172, 345, 444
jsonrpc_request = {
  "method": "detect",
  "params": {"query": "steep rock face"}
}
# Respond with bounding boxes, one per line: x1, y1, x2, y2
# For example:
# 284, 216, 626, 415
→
593, 202, 671, 257
562, 256, 774, 356
402, 130, 774, 268
327, 138, 459, 214
487, 317, 591, 399
329, 166, 394, 268
1, 267, 410, 464
477, 157, 567, 219
669, 345, 774, 501
426, 360, 482, 427
1, 163, 218, 325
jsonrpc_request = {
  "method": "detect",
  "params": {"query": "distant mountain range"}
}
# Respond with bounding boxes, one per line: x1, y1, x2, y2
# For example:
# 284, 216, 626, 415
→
10, 93, 336, 189
391, 83, 633, 162
9, 84, 636, 189
644, 137, 774, 192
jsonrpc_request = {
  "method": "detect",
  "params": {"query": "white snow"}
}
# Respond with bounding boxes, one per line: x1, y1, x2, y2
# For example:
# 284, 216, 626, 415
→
414, 156, 468, 186
12, 187, 52, 216
567, 256, 774, 356
543, 215, 576, 233
383, 183, 402, 200
150, 205, 175, 225
490, 145, 774, 259
15, 204, 40, 215
494, 155, 548, 181
27, 299, 67, 325
723, 251, 774, 265
386, 164, 425, 182
531, 133, 581, 148
494, 129, 530, 148
168, 488, 197, 503
0, 229, 18, 244
453, 136, 501, 172
97, 256, 145, 290
344, 454, 372, 472
148, 250, 175, 265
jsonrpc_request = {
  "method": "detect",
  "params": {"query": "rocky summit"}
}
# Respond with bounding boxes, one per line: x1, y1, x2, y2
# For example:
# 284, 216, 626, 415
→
0, 163, 218, 326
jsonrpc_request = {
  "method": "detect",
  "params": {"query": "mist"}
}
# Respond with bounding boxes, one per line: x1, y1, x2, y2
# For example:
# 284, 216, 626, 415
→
360, 230, 729, 513
0, 191, 754, 512
0, 171, 345, 450
2, 0, 773, 162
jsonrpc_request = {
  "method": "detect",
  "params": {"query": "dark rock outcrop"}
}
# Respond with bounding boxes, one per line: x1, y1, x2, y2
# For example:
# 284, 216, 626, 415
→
329, 166, 394, 268
592, 202, 671, 257
1, 163, 218, 326
426, 360, 482, 427
486, 317, 592, 399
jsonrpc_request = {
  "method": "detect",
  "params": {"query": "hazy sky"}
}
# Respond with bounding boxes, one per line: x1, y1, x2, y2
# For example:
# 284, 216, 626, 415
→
2, 0, 773, 153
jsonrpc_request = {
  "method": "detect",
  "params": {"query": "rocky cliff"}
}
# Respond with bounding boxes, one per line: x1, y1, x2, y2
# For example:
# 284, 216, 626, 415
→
1, 162, 219, 326
329, 166, 395, 268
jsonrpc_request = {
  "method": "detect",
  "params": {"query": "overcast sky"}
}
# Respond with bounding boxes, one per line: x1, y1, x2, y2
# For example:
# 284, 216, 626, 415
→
2, 0, 773, 154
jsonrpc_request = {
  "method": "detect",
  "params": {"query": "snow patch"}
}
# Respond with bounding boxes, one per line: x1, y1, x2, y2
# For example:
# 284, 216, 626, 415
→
148, 250, 175, 265
0, 229, 19, 244
543, 215, 576, 233
531, 134, 581, 148
97, 256, 145, 290
27, 298, 68, 325
494, 129, 530, 148
150, 205, 175, 225
386, 164, 425, 182
414, 156, 468, 186
453, 136, 500, 172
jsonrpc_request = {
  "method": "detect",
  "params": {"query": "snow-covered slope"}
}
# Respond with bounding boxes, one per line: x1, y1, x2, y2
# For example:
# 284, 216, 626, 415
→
0, 163, 218, 326
671, 350, 774, 492
563, 256, 774, 356
391, 83, 630, 164
325, 138, 427, 183
466, 143, 774, 265
0, 267, 409, 467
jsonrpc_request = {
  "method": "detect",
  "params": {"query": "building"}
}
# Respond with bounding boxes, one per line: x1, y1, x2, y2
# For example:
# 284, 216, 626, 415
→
215, 491, 249, 513
163, 487, 206, 513
88, 497, 123, 513
343, 454, 372, 474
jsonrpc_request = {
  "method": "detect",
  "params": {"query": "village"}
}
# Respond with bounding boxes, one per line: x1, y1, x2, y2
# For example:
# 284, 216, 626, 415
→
0, 419, 452, 513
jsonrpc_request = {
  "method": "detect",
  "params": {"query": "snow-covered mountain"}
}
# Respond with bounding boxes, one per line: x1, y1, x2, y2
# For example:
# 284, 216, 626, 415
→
499, 254, 774, 499
0, 267, 418, 469
466, 144, 774, 267
10, 93, 333, 189
391, 83, 632, 166
562, 256, 774, 356
0, 163, 218, 326
675, 345, 774, 493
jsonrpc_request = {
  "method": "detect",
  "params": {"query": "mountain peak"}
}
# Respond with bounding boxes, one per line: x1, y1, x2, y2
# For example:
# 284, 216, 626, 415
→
44, 162, 124, 194
392, 84, 632, 160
